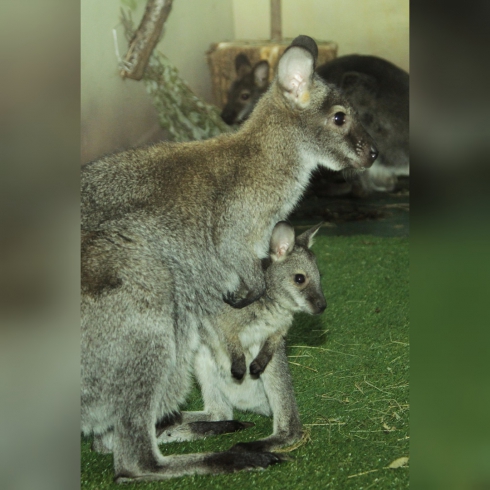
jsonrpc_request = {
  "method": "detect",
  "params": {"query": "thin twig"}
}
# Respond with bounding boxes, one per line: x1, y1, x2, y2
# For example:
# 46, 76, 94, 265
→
288, 361, 318, 372
275, 428, 311, 453
289, 345, 358, 357
364, 379, 393, 395
348, 469, 380, 479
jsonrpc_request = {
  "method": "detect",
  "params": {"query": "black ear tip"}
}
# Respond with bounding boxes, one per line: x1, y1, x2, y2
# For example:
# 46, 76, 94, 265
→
291, 35, 319, 61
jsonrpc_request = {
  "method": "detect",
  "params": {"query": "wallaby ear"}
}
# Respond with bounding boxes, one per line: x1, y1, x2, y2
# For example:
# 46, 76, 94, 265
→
270, 221, 295, 262
235, 53, 252, 78
296, 222, 323, 249
278, 36, 317, 107
341, 71, 378, 95
277, 47, 315, 106
290, 35, 319, 64
253, 60, 270, 88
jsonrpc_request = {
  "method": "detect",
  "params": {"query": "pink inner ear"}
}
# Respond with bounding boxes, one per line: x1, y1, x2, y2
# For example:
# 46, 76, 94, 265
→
277, 243, 289, 257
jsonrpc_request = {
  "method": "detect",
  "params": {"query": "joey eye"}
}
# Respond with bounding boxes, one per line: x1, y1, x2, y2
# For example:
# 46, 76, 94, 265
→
294, 274, 306, 285
240, 92, 250, 101
334, 112, 346, 126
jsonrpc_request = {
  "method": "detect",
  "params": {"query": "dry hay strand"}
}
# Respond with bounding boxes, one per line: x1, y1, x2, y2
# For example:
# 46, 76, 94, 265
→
275, 427, 312, 453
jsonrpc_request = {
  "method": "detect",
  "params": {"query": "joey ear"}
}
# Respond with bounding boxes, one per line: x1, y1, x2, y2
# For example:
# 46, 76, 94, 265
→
277, 44, 315, 107
235, 53, 252, 78
270, 221, 295, 262
253, 60, 270, 88
296, 222, 323, 249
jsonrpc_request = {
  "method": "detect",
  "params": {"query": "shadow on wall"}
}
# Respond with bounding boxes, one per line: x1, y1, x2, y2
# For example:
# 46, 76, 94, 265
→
81, 101, 168, 165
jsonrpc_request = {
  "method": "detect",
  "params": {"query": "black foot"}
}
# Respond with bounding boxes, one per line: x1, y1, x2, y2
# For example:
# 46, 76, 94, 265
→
203, 449, 286, 472
188, 420, 254, 436
229, 440, 269, 453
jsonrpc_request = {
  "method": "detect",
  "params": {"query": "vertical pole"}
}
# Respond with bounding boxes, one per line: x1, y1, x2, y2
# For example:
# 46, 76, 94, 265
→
270, 0, 282, 41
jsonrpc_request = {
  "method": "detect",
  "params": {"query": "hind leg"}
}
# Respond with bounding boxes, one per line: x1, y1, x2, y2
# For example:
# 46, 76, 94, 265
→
113, 409, 285, 482
92, 429, 113, 454
109, 332, 282, 481
231, 340, 302, 453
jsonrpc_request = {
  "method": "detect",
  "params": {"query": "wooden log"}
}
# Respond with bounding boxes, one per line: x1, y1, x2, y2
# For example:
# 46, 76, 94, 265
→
270, 0, 282, 42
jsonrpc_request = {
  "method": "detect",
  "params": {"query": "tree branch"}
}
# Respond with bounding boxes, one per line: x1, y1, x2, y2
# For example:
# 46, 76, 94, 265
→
120, 0, 174, 80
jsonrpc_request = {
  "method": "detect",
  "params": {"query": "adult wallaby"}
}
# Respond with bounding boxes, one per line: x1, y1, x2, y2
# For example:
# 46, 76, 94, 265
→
221, 53, 408, 194
81, 35, 376, 482
157, 222, 325, 453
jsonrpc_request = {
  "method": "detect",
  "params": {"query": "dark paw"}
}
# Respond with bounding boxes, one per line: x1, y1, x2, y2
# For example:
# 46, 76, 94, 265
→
230, 440, 268, 453
249, 360, 265, 377
223, 288, 264, 309
231, 355, 247, 380
188, 420, 255, 436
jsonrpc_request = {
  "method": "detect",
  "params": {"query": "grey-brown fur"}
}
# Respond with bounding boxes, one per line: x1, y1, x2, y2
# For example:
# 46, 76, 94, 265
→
158, 222, 325, 452
81, 35, 376, 482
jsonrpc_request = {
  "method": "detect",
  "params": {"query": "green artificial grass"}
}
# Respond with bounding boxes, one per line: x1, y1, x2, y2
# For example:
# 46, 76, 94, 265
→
81, 234, 409, 489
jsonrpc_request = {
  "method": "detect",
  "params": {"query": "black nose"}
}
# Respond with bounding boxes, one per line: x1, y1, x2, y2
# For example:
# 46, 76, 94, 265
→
369, 146, 378, 163
316, 300, 327, 314
220, 108, 236, 125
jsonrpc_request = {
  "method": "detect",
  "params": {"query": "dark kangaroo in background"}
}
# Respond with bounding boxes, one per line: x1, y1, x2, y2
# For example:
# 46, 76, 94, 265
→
221, 53, 408, 194
81, 35, 377, 482
316, 55, 409, 193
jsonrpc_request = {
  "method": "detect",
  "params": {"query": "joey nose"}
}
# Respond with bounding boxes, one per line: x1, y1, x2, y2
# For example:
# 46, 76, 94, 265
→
369, 146, 378, 163
315, 299, 327, 314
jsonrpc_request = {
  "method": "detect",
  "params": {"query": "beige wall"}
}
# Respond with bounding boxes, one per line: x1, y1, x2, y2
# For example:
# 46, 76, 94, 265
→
232, 0, 409, 72
81, 0, 234, 163
81, 0, 408, 162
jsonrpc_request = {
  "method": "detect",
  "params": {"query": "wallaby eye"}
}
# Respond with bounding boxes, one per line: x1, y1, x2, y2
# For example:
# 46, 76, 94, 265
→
294, 274, 306, 285
241, 92, 251, 101
334, 112, 346, 126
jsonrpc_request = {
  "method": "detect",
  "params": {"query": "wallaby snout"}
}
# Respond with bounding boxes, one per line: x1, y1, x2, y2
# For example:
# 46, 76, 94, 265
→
310, 295, 327, 315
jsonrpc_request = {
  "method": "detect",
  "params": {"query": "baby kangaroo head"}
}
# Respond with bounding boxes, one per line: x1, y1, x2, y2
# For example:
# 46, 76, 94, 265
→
275, 35, 378, 171
221, 53, 270, 125
266, 221, 327, 315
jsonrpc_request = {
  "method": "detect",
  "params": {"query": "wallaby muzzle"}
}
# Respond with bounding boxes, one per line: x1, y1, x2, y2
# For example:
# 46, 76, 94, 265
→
309, 293, 327, 315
